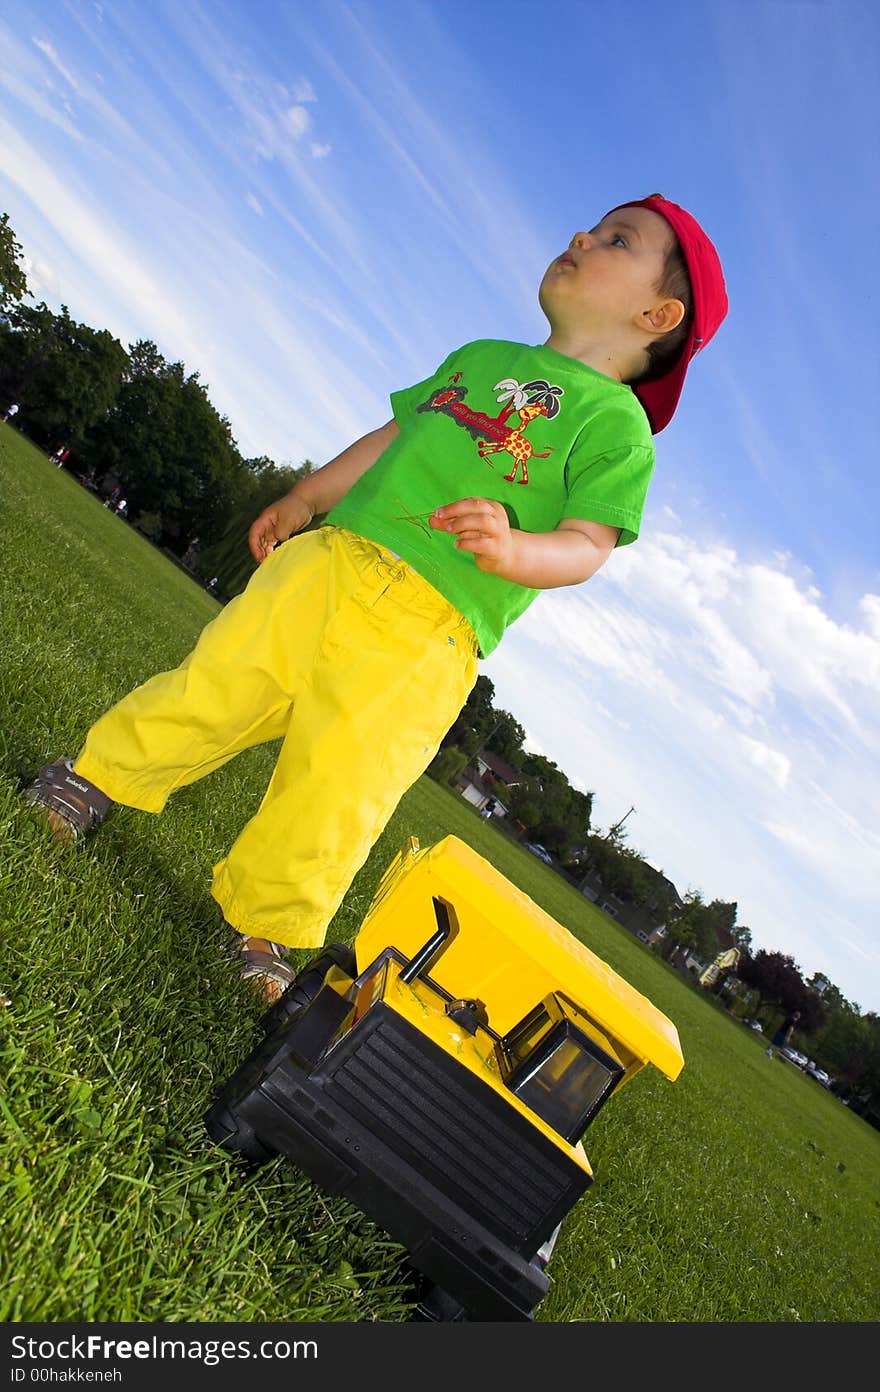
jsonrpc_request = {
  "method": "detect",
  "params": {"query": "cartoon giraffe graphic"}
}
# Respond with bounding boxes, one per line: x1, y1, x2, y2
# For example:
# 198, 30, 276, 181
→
476, 401, 551, 484
413, 373, 564, 496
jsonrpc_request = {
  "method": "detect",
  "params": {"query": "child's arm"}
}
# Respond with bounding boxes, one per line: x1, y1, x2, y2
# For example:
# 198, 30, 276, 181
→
249, 419, 399, 562
429, 498, 619, 588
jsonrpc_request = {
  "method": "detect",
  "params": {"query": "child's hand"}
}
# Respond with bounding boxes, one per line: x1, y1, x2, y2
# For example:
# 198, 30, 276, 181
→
429, 498, 517, 576
248, 490, 315, 563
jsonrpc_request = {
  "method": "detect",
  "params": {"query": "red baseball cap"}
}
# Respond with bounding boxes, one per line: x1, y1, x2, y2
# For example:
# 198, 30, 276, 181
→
605, 193, 728, 433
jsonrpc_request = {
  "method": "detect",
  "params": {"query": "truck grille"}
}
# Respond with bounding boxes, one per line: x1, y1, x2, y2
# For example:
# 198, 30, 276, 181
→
321, 1007, 586, 1248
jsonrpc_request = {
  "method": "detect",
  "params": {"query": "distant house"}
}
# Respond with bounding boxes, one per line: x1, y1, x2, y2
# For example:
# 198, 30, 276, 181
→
453, 750, 526, 821
577, 861, 685, 946
475, 750, 523, 789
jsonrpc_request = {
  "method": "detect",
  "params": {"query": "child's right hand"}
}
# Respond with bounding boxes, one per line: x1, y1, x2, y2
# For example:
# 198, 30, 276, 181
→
248, 490, 315, 563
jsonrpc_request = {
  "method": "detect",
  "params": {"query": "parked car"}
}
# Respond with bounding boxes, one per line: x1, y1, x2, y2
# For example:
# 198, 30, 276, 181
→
745, 1018, 763, 1033
780, 1046, 808, 1068
523, 842, 553, 865
805, 1063, 832, 1087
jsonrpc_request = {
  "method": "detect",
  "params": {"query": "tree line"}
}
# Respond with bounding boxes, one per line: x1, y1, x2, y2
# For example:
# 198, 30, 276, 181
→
3, 211, 877, 1119
0, 211, 314, 578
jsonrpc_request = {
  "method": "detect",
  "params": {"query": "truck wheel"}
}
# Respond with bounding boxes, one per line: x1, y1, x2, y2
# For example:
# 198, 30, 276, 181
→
409, 1282, 470, 1322
260, 942, 357, 1034
204, 1101, 276, 1166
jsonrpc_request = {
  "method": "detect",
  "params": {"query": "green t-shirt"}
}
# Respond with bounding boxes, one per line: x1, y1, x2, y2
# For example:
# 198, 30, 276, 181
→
324, 339, 654, 658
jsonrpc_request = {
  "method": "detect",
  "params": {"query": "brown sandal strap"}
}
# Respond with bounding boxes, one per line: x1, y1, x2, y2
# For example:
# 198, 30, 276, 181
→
238, 947, 297, 988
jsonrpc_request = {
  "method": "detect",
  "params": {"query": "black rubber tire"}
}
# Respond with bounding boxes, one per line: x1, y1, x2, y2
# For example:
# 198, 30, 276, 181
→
204, 1101, 276, 1166
260, 942, 357, 1035
409, 1281, 470, 1322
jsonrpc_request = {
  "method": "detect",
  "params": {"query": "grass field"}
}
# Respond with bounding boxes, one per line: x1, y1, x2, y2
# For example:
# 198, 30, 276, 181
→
2, 427, 879, 1322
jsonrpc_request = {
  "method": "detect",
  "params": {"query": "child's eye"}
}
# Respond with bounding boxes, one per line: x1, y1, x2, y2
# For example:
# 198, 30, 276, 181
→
612, 234, 627, 247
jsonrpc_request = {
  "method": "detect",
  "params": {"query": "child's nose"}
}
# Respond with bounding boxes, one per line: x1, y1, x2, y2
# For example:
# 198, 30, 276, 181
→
569, 231, 594, 251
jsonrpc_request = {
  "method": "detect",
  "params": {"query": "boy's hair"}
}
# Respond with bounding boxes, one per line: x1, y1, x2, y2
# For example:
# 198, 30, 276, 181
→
627, 230, 694, 388
604, 193, 727, 432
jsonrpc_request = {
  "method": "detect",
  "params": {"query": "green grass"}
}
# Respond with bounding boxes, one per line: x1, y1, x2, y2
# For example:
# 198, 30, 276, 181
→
2, 427, 879, 1322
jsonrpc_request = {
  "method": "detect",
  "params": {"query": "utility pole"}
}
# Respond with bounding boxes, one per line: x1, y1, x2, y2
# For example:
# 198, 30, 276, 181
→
577, 806, 636, 894
474, 715, 505, 768
605, 806, 636, 840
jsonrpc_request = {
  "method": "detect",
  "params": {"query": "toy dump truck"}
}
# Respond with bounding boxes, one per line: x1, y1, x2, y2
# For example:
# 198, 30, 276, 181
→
205, 834, 684, 1321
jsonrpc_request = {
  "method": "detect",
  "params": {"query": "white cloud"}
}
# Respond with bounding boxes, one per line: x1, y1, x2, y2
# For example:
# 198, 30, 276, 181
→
483, 518, 880, 1004
32, 36, 81, 93
0, 114, 195, 350
292, 77, 316, 102
21, 252, 60, 299
600, 532, 880, 743
310, 142, 332, 159
284, 104, 310, 139
303, 15, 546, 310
861, 593, 880, 640
0, 115, 387, 464
737, 734, 790, 789
245, 191, 263, 216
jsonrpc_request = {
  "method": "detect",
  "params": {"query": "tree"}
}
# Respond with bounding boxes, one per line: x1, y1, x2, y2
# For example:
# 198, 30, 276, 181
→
484, 709, 526, 768
735, 949, 825, 1033
583, 826, 668, 913
440, 675, 497, 756
428, 747, 468, 786
0, 302, 127, 446
705, 898, 738, 943
194, 457, 316, 595
79, 340, 248, 549
0, 212, 29, 312
664, 890, 721, 963
812, 998, 876, 1096
731, 923, 753, 954
504, 780, 545, 832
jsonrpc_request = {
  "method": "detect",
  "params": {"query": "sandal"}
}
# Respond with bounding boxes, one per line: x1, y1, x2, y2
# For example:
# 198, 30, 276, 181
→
224, 921, 297, 1003
22, 757, 112, 844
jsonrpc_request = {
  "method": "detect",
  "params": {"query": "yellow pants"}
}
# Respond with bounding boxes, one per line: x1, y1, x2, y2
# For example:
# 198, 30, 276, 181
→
72, 524, 480, 948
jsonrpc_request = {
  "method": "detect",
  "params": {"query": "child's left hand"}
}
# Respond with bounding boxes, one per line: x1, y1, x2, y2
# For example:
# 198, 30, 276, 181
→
429, 498, 517, 576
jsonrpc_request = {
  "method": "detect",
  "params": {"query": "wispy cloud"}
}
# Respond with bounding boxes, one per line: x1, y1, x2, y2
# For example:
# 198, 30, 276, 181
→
0, 113, 195, 350
282, 103, 310, 141
32, 35, 80, 92
738, 735, 790, 790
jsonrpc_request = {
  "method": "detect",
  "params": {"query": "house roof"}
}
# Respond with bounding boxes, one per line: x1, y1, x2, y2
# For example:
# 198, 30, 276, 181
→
639, 860, 685, 911
476, 749, 522, 784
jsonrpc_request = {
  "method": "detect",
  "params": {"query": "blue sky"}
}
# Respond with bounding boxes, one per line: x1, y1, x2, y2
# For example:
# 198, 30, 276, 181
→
2, 0, 878, 1010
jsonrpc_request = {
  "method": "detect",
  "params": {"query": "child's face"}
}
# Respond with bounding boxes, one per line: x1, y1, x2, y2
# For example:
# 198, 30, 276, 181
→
539, 205, 675, 340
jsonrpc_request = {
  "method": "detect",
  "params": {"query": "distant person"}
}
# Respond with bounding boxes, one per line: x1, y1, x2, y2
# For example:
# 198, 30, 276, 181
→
24, 193, 728, 1004
3, 402, 20, 423
480, 797, 497, 819
53, 446, 71, 468
767, 1010, 801, 1058
103, 485, 122, 509
114, 498, 128, 518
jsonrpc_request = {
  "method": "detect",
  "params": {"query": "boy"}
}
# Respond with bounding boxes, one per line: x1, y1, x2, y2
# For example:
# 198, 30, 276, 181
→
24, 194, 727, 1000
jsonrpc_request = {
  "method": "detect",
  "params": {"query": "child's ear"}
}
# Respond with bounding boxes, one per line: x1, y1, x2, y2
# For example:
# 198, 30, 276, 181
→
643, 299, 685, 333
